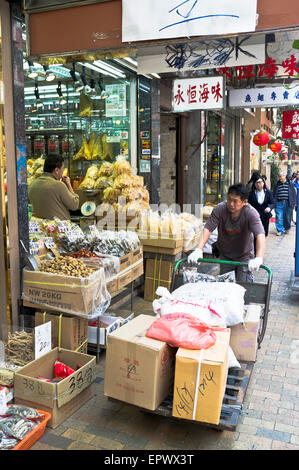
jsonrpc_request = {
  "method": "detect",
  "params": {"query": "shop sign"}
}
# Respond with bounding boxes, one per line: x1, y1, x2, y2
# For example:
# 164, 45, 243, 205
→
138, 36, 265, 75
122, 0, 257, 42
172, 77, 224, 112
282, 110, 299, 140
35, 321, 52, 359
217, 54, 299, 80
229, 85, 299, 108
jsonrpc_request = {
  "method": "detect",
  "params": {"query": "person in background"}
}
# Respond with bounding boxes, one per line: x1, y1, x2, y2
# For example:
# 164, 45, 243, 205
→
261, 175, 269, 190
188, 183, 265, 282
248, 174, 274, 253
293, 171, 299, 192
246, 170, 260, 193
28, 154, 79, 220
272, 170, 297, 236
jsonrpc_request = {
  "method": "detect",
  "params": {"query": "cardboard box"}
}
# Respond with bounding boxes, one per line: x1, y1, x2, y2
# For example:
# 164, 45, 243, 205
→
35, 311, 88, 354
104, 314, 176, 410
143, 245, 182, 256
22, 268, 105, 316
139, 232, 183, 250
117, 258, 143, 291
14, 348, 96, 428
172, 329, 230, 425
130, 246, 143, 264
229, 304, 262, 362
144, 257, 174, 301
88, 313, 134, 347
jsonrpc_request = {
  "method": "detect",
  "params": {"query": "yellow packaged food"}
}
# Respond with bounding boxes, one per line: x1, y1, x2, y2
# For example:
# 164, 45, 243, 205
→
85, 165, 99, 179
98, 161, 113, 177
79, 93, 93, 117
78, 177, 95, 190
113, 174, 133, 190
94, 176, 113, 189
112, 159, 132, 177
103, 187, 121, 203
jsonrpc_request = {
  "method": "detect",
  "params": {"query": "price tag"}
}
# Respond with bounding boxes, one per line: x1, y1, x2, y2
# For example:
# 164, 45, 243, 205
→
35, 321, 52, 359
0, 388, 7, 414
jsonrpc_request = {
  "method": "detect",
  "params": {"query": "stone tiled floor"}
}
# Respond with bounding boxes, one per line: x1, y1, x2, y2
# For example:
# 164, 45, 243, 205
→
30, 220, 299, 450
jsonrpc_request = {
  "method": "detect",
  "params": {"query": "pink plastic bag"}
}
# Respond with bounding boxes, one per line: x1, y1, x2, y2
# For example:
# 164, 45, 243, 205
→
145, 313, 217, 350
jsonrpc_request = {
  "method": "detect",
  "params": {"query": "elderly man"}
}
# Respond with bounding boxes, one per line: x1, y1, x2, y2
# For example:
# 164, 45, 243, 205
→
272, 171, 297, 235
29, 154, 79, 220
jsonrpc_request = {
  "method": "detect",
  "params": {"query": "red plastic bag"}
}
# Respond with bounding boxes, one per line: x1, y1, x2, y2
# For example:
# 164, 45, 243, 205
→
53, 358, 75, 379
145, 313, 217, 350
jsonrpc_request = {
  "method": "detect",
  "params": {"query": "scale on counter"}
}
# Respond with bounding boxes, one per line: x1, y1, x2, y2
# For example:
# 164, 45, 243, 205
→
81, 201, 96, 217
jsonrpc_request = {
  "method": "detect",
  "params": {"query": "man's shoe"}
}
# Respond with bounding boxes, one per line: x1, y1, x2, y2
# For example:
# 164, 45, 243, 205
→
276, 232, 283, 236
285, 230, 289, 234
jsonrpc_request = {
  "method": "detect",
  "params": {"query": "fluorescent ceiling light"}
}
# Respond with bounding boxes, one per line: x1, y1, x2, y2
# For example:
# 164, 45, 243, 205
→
94, 61, 126, 78
78, 62, 117, 78
113, 58, 137, 72
122, 57, 138, 67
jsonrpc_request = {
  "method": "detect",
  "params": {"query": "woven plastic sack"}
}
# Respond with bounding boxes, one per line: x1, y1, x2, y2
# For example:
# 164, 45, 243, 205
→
145, 313, 217, 350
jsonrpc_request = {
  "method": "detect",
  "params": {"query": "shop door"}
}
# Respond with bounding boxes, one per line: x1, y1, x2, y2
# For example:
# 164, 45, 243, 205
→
160, 113, 177, 207
205, 113, 221, 206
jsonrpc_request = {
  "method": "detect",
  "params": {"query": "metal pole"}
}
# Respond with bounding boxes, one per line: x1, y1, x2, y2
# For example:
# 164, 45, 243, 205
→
287, 139, 293, 179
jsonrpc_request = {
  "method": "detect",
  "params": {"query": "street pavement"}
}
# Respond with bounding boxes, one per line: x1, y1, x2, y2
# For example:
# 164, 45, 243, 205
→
30, 219, 299, 451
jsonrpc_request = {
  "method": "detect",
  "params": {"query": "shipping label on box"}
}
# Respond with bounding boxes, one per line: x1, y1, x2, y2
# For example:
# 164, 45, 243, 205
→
104, 315, 175, 410
173, 329, 230, 425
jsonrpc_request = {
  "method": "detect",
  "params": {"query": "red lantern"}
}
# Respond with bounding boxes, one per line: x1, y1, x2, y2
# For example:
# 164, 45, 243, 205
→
270, 141, 282, 153
253, 131, 270, 148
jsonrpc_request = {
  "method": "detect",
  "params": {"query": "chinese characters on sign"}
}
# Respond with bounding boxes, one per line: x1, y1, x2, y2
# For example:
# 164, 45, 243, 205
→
172, 77, 224, 112
229, 86, 299, 108
122, 0, 257, 42
282, 110, 299, 140
217, 54, 299, 80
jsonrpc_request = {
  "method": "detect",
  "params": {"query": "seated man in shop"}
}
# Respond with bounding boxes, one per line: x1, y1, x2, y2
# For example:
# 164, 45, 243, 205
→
188, 183, 266, 282
28, 154, 79, 220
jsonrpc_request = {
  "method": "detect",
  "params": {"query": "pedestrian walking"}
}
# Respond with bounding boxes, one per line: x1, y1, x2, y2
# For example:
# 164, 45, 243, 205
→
272, 170, 297, 235
248, 174, 274, 253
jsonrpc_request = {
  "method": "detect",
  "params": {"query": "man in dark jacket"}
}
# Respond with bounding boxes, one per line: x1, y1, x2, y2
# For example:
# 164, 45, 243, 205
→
272, 171, 297, 235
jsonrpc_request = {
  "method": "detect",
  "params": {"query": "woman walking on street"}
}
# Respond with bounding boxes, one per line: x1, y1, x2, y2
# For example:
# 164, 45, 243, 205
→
248, 175, 274, 252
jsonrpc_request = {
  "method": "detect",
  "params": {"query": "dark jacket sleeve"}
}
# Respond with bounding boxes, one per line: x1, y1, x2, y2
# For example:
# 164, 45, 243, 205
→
272, 183, 278, 204
267, 190, 275, 210
289, 182, 297, 207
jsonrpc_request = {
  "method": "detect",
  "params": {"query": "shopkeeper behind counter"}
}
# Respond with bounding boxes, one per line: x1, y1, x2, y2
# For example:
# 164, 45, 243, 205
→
28, 154, 79, 220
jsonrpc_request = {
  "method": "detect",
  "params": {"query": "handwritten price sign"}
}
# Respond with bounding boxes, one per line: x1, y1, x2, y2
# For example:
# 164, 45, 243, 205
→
35, 321, 52, 359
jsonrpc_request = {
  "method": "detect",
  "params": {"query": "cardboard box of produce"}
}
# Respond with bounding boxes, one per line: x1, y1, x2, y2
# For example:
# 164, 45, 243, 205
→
229, 304, 262, 362
144, 257, 174, 301
14, 348, 96, 428
104, 314, 176, 410
35, 311, 88, 354
22, 268, 107, 316
172, 329, 230, 425
138, 233, 183, 250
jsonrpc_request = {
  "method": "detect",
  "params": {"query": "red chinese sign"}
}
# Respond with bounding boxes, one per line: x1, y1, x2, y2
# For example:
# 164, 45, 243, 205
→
217, 54, 299, 80
173, 76, 224, 111
282, 110, 299, 139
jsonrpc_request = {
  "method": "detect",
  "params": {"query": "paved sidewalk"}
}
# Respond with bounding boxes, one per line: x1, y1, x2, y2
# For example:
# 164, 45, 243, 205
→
30, 220, 299, 451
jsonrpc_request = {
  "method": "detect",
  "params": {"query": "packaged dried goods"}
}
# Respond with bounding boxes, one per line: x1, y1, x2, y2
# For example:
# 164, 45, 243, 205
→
3, 405, 44, 421
4, 331, 34, 367
85, 165, 99, 179
0, 416, 36, 441
94, 176, 113, 189
98, 162, 114, 177
103, 187, 121, 203
112, 159, 132, 178
101, 134, 113, 160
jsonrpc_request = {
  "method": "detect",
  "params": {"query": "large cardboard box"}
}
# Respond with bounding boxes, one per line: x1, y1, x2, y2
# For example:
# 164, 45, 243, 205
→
22, 268, 106, 316
138, 232, 183, 251
229, 304, 262, 362
104, 314, 176, 410
14, 348, 96, 428
35, 311, 88, 353
144, 257, 174, 301
172, 329, 230, 425
117, 258, 144, 291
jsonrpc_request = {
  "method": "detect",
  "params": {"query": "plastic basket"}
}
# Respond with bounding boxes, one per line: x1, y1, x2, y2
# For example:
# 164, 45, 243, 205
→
12, 409, 51, 450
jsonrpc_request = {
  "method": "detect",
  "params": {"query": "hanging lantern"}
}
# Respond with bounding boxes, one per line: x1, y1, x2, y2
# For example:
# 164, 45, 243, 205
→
253, 131, 270, 148
270, 141, 282, 154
